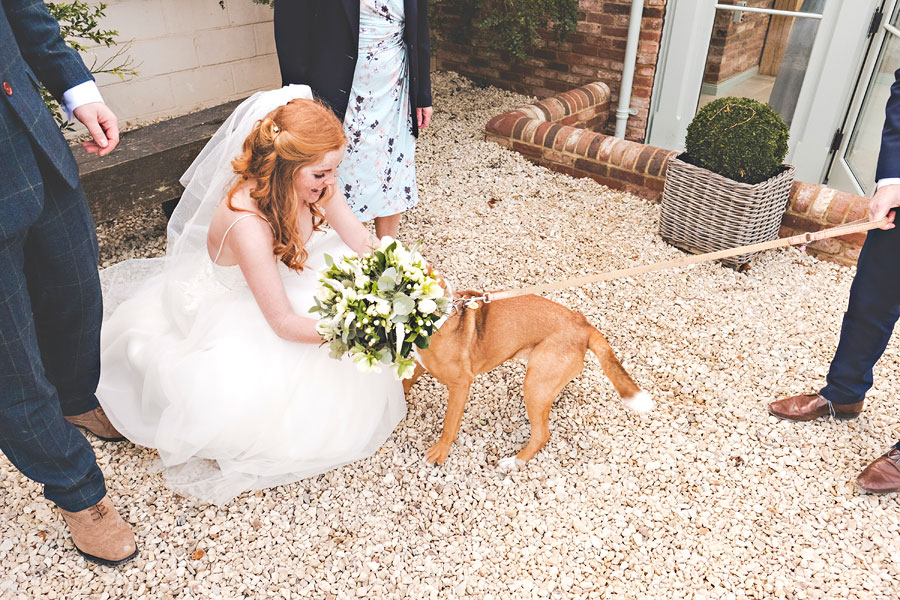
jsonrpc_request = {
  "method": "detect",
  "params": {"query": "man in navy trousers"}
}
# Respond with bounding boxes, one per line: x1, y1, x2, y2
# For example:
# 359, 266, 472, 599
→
0, 0, 136, 565
770, 68, 900, 494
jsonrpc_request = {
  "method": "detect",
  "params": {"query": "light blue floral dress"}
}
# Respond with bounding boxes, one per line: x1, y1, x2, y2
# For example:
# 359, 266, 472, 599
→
340, 0, 418, 221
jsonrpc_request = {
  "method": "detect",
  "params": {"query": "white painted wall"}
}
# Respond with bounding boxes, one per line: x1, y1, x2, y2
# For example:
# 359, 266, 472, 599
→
76, 0, 280, 129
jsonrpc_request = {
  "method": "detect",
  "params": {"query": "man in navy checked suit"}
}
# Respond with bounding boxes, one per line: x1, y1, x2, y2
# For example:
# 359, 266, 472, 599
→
1, 0, 137, 565
770, 68, 900, 494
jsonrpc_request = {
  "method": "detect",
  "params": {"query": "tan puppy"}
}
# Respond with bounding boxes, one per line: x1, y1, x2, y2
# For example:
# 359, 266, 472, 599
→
404, 290, 653, 468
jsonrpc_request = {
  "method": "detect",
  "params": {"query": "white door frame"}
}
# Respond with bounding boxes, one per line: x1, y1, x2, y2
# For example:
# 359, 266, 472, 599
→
647, 0, 879, 184
826, 0, 897, 195
794, 0, 885, 184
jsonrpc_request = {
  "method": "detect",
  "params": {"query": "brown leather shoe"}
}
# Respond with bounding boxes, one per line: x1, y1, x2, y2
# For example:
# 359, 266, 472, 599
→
768, 393, 863, 421
65, 406, 126, 442
58, 495, 138, 566
857, 446, 900, 494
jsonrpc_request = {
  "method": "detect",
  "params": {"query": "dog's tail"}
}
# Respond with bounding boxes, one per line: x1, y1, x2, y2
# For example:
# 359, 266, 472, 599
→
588, 328, 654, 414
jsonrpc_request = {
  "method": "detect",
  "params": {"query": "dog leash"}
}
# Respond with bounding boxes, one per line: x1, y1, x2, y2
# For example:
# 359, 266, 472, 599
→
482, 217, 890, 303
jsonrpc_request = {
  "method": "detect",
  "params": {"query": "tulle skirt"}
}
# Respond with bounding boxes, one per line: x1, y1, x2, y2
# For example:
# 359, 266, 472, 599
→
97, 230, 406, 505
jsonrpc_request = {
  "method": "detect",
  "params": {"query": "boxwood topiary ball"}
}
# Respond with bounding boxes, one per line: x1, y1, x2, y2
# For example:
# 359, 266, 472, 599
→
685, 96, 789, 184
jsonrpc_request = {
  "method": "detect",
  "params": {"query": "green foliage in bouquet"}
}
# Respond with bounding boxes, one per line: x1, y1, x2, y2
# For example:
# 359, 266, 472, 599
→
310, 239, 450, 380
684, 96, 789, 185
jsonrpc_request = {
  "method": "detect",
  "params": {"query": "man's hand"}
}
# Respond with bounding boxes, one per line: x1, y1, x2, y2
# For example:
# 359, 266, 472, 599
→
868, 183, 900, 229
73, 102, 119, 156
417, 106, 433, 129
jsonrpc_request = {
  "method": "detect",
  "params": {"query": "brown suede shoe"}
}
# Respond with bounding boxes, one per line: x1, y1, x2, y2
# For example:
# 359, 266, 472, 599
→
58, 495, 138, 566
65, 406, 126, 442
856, 447, 900, 494
768, 393, 863, 421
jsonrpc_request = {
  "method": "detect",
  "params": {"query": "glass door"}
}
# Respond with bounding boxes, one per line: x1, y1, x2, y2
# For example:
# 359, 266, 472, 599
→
698, 1, 825, 127
827, 1, 900, 196
648, 0, 879, 182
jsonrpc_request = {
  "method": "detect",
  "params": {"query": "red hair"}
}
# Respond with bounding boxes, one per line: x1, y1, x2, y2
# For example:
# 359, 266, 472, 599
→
227, 98, 346, 270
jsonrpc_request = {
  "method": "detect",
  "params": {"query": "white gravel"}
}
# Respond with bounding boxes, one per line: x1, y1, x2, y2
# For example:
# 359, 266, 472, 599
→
2, 71, 899, 599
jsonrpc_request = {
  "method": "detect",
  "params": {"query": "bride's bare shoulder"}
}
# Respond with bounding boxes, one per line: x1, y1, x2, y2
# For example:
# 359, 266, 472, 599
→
213, 181, 266, 225
207, 182, 272, 260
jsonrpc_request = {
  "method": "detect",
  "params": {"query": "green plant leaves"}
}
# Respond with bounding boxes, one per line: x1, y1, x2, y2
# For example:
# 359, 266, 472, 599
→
684, 96, 790, 184
431, 0, 578, 60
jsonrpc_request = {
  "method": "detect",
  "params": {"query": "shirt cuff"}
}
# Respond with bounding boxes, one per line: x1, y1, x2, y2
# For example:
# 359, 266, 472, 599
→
876, 178, 900, 190
62, 80, 103, 121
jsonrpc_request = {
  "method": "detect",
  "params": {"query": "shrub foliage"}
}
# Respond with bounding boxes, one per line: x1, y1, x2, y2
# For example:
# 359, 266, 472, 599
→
685, 97, 789, 184
431, 0, 579, 60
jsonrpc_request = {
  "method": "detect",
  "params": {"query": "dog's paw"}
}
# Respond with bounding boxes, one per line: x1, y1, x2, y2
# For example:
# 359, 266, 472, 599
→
424, 444, 449, 465
624, 391, 654, 414
498, 456, 526, 471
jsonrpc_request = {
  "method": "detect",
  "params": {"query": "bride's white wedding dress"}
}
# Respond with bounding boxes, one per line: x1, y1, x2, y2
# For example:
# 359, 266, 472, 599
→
95, 86, 406, 505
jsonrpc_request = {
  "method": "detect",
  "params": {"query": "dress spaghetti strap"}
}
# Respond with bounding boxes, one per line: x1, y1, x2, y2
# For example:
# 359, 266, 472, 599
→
212, 213, 273, 265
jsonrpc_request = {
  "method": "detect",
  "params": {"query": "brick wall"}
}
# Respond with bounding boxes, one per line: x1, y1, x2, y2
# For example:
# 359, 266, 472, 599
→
432, 0, 667, 142
485, 81, 674, 201
704, 0, 773, 84
76, 0, 279, 131
486, 81, 872, 266
779, 183, 869, 265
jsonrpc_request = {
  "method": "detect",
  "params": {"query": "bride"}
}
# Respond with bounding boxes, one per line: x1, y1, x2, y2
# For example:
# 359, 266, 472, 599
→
97, 86, 406, 505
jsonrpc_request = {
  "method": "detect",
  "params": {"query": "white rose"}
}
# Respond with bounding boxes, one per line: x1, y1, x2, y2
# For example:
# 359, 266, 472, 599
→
421, 280, 444, 300
315, 286, 333, 302
352, 353, 381, 374
394, 246, 411, 266
418, 298, 437, 314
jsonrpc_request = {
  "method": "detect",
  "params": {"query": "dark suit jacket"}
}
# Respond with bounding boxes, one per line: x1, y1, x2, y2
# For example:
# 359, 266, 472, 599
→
0, 0, 92, 237
273, 0, 432, 137
876, 68, 900, 182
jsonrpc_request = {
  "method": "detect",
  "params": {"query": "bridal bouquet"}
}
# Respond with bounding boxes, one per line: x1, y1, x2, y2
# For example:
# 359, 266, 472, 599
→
310, 237, 450, 379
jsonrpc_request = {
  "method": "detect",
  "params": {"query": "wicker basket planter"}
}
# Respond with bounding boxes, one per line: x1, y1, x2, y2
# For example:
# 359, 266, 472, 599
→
659, 154, 795, 267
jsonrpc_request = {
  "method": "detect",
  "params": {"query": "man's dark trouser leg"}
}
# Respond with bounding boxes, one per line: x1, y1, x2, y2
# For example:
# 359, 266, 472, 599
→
821, 227, 900, 413
0, 161, 106, 512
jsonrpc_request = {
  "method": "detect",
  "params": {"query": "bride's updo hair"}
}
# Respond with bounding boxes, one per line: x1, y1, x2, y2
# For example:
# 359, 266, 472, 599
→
226, 98, 346, 270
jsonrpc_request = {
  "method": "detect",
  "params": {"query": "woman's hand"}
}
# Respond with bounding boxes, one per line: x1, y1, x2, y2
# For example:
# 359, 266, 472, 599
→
417, 107, 433, 129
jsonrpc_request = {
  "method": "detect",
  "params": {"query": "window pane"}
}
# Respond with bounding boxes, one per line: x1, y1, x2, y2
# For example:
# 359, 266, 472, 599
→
844, 5, 900, 195
698, 0, 825, 126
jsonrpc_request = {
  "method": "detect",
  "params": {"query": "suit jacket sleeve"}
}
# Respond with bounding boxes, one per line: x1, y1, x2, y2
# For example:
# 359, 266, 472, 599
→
4, 0, 92, 100
417, 0, 432, 107
274, 0, 312, 86
876, 68, 900, 182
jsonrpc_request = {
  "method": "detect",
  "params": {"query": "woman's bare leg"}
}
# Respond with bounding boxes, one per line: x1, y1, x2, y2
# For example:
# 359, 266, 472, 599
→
373, 213, 402, 239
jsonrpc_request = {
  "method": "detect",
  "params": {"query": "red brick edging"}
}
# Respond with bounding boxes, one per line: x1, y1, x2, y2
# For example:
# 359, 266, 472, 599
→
485, 81, 674, 200
485, 82, 871, 266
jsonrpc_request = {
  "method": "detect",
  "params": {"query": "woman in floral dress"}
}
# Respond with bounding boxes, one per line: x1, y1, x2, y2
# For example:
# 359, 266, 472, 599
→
274, 0, 433, 239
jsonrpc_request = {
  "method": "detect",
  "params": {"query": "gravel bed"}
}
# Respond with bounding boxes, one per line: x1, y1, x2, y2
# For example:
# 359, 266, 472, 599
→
2, 71, 899, 599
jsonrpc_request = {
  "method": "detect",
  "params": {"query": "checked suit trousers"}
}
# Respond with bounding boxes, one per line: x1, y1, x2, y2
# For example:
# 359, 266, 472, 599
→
0, 149, 107, 512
